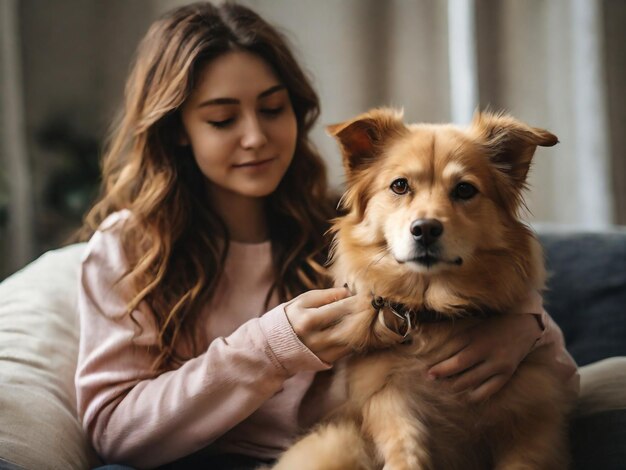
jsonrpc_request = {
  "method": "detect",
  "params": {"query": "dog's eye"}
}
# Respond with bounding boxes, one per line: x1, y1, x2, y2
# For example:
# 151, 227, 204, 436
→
453, 182, 478, 200
390, 178, 410, 195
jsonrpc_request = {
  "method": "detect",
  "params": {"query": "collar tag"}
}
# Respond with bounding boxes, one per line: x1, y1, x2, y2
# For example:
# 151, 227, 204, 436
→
372, 296, 413, 340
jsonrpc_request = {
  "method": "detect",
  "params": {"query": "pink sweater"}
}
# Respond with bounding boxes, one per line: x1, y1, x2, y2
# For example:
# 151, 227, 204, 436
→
75, 211, 578, 468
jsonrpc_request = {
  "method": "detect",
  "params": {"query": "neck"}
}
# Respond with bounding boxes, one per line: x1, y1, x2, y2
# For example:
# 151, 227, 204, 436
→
208, 186, 269, 243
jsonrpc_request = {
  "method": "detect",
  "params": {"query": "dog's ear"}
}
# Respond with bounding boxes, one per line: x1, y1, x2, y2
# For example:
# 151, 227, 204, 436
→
471, 112, 558, 189
327, 108, 407, 175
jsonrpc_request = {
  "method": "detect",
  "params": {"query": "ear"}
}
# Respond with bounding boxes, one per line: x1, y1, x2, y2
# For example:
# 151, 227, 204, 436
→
327, 108, 407, 176
471, 112, 558, 188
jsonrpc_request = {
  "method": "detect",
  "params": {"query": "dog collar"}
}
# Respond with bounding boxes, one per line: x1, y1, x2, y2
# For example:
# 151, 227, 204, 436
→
371, 295, 501, 341
371, 295, 453, 340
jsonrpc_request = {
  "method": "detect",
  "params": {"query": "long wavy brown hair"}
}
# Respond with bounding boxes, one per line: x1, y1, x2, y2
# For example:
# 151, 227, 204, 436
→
80, 2, 334, 371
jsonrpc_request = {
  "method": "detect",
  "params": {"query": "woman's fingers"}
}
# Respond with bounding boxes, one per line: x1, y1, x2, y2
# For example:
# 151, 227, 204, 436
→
429, 315, 531, 379
433, 354, 517, 402
442, 361, 488, 392
293, 287, 352, 308
301, 297, 371, 348
285, 288, 373, 363
315, 295, 362, 328
285, 287, 351, 331
428, 341, 484, 379
426, 334, 470, 368
466, 374, 508, 403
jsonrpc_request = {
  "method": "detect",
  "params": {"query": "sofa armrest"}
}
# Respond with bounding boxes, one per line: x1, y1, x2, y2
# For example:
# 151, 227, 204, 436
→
576, 357, 626, 417
0, 243, 99, 470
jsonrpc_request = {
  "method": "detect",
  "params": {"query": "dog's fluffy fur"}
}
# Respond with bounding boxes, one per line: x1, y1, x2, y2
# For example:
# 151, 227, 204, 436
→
271, 109, 572, 470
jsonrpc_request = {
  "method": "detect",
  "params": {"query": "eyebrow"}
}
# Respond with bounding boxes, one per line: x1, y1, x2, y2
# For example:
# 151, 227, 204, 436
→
196, 84, 286, 108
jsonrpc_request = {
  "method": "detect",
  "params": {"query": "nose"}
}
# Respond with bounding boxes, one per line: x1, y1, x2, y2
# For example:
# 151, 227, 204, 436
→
410, 218, 444, 246
241, 115, 268, 150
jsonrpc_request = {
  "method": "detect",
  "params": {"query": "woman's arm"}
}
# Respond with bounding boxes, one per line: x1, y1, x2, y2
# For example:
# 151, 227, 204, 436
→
75, 218, 329, 468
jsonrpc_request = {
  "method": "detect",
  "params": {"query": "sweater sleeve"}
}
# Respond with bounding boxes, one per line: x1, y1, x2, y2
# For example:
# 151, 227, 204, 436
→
75, 216, 329, 468
515, 290, 580, 397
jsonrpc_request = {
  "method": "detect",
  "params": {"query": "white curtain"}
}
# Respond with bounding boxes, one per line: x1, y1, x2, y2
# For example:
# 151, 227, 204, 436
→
570, 0, 613, 228
236, 0, 620, 228
0, 0, 35, 275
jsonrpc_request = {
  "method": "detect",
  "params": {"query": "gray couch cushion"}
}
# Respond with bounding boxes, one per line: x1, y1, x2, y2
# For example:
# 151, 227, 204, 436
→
538, 229, 626, 367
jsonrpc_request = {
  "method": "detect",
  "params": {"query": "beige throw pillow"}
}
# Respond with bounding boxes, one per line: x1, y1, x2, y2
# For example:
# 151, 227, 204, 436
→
0, 243, 98, 470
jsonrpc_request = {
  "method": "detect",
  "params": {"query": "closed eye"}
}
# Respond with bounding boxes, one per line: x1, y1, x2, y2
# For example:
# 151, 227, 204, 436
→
208, 118, 235, 129
208, 105, 285, 128
261, 106, 284, 116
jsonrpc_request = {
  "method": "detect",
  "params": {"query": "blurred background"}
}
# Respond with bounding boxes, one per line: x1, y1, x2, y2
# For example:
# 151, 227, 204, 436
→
0, 0, 625, 279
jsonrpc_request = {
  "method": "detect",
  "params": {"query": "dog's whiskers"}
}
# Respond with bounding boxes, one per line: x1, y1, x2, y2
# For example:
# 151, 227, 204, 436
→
363, 249, 388, 277
408, 275, 422, 299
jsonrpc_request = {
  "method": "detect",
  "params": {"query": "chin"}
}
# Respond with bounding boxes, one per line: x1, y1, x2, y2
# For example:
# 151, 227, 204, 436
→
242, 183, 281, 199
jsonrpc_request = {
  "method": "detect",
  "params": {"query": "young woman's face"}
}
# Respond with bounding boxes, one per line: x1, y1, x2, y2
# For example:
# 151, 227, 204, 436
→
180, 51, 297, 202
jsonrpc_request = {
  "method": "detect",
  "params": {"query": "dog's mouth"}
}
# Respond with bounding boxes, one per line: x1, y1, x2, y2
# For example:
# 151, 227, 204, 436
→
414, 254, 442, 267
396, 252, 464, 268
414, 255, 462, 267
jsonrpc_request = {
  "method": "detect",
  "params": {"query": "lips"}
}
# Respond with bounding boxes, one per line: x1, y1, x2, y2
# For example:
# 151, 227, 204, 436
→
233, 157, 275, 168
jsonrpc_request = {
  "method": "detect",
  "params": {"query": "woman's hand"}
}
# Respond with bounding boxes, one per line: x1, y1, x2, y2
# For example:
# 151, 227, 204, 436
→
285, 287, 371, 364
426, 313, 543, 403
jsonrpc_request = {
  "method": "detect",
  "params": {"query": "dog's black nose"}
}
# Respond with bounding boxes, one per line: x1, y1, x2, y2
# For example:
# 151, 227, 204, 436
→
410, 219, 444, 246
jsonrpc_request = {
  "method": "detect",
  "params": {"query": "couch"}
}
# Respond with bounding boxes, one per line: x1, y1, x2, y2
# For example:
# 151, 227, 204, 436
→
0, 228, 625, 470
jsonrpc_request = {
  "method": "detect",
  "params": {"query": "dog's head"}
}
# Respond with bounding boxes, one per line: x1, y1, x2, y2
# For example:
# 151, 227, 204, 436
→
328, 108, 556, 310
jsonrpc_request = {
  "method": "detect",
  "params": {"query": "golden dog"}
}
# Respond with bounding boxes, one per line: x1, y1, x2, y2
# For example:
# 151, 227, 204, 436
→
271, 109, 572, 470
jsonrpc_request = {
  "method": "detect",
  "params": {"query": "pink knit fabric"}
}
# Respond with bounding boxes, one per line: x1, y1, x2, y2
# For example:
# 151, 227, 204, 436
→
75, 211, 578, 468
